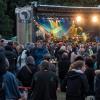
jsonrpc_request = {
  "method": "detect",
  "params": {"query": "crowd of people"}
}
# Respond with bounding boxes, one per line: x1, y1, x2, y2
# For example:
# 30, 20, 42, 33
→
0, 38, 100, 100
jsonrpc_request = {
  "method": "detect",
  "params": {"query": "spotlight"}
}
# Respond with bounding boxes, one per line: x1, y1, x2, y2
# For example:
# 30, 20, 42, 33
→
76, 16, 82, 23
92, 16, 98, 23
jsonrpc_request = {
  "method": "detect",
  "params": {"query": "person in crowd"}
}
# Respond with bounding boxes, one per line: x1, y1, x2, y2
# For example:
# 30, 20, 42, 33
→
95, 70, 100, 100
57, 45, 67, 61
88, 46, 94, 56
13, 41, 19, 57
31, 60, 58, 100
84, 57, 95, 96
78, 44, 85, 57
16, 43, 33, 70
58, 52, 70, 92
17, 56, 37, 87
30, 40, 49, 65
0, 53, 21, 100
70, 46, 79, 63
54, 44, 61, 60
4, 44, 17, 74
43, 54, 56, 73
91, 54, 97, 70
74, 55, 84, 62
63, 60, 89, 100
0, 39, 5, 53
92, 43, 97, 54
16, 44, 24, 56
97, 47, 100, 69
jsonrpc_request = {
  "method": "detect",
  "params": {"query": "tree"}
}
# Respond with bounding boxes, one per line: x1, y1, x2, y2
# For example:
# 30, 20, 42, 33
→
0, 0, 13, 36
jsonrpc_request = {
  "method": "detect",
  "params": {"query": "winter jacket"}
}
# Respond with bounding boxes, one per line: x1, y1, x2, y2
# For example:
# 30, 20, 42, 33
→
5, 50, 17, 73
94, 70, 100, 100
85, 68, 95, 95
17, 64, 37, 87
31, 70, 58, 100
31, 47, 49, 65
58, 59, 70, 80
63, 70, 89, 100
3, 71, 21, 100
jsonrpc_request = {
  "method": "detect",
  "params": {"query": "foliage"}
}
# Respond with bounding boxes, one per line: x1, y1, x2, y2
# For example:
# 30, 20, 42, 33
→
0, 0, 13, 35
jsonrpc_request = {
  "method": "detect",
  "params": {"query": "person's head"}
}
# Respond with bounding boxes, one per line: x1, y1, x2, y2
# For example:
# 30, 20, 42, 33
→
85, 57, 94, 68
40, 60, 50, 71
0, 39, 5, 47
69, 60, 85, 72
7, 41, 13, 47
43, 54, 51, 61
36, 40, 43, 48
16, 44, 24, 54
62, 52, 68, 60
13, 41, 19, 48
74, 56, 84, 62
26, 56, 35, 65
5, 45, 13, 51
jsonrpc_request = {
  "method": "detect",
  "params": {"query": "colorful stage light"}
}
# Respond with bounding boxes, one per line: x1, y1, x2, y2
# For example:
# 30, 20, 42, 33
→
76, 16, 82, 23
33, 17, 71, 38
92, 16, 98, 23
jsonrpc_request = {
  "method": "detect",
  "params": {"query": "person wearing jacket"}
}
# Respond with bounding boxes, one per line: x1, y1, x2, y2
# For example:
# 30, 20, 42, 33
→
97, 47, 100, 69
84, 57, 95, 96
17, 56, 37, 87
31, 60, 58, 100
4, 45, 17, 74
30, 40, 49, 65
0, 53, 21, 100
63, 60, 89, 100
58, 52, 70, 92
94, 70, 100, 100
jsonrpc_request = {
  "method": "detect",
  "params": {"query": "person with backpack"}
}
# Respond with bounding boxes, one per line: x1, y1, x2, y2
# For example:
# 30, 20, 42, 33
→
63, 60, 89, 100
17, 56, 37, 87
0, 53, 21, 100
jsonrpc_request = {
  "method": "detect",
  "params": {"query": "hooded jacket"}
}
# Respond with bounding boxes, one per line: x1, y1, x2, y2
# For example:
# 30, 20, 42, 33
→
31, 47, 49, 65
63, 70, 89, 100
94, 70, 100, 98
3, 71, 21, 100
17, 56, 37, 87
31, 70, 58, 100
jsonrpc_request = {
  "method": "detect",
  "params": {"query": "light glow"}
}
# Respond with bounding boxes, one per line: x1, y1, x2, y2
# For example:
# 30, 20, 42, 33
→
92, 16, 98, 23
76, 16, 82, 23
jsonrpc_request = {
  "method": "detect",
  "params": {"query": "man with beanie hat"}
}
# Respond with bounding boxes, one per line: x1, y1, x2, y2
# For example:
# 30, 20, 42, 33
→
31, 60, 58, 100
